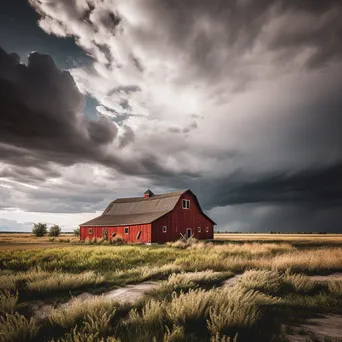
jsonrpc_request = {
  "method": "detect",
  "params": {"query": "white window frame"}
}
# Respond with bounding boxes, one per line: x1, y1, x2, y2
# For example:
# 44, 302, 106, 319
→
162, 226, 167, 233
205, 227, 209, 233
89, 228, 93, 234
124, 227, 129, 235
197, 226, 201, 232
182, 199, 190, 209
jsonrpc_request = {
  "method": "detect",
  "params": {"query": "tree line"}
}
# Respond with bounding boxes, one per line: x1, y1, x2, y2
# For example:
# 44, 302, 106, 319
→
32, 223, 80, 237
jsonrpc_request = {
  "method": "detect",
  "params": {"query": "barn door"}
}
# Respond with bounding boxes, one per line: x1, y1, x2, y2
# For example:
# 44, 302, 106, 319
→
103, 228, 108, 240
186, 228, 192, 239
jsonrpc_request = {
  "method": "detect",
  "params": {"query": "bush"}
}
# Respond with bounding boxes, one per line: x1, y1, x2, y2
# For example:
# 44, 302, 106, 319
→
49, 225, 61, 237
32, 223, 47, 237
73, 227, 80, 236
111, 236, 125, 245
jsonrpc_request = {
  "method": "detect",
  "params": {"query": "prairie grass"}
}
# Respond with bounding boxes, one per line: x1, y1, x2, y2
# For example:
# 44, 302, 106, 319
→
215, 233, 342, 246
49, 327, 121, 342
238, 270, 282, 295
272, 248, 342, 273
1, 237, 342, 341
283, 273, 316, 293
26, 271, 105, 293
49, 297, 119, 329
328, 281, 342, 296
0, 312, 39, 342
0, 269, 105, 299
0, 291, 18, 314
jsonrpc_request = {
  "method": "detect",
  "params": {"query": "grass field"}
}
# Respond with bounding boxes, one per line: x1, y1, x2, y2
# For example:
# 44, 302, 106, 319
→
0, 233, 342, 341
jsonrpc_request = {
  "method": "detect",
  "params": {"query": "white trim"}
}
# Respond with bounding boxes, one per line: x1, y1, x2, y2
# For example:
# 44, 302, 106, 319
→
124, 227, 129, 235
205, 227, 209, 232
89, 228, 93, 234
182, 199, 190, 209
197, 226, 201, 232
162, 226, 167, 233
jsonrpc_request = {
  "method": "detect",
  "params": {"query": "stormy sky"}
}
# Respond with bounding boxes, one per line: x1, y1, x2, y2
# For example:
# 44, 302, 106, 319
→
0, 0, 341, 232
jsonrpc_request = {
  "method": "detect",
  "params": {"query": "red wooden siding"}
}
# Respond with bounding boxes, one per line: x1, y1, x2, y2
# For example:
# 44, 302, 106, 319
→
151, 192, 214, 243
80, 224, 151, 243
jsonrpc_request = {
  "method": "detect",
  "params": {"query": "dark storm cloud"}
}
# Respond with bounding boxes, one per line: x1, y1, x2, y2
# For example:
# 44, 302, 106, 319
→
0, 46, 192, 183
198, 164, 342, 209
210, 202, 342, 233
0, 47, 120, 171
118, 125, 135, 148
132, 0, 342, 90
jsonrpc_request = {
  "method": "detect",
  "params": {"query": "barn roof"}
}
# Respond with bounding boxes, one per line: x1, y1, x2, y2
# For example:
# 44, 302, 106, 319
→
80, 189, 216, 226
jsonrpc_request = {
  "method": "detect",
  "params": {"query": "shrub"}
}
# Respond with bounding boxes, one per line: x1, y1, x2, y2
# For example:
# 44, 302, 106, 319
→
48, 225, 61, 237
32, 223, 47, 237
111, 236, 125, 245
73, 227, 80, 236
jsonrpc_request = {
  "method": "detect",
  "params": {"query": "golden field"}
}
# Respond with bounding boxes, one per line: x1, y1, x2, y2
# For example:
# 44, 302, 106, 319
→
0, 233, 342, 341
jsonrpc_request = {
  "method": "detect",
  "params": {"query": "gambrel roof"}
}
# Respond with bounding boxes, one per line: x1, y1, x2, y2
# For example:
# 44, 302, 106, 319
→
80, 189, 216, 226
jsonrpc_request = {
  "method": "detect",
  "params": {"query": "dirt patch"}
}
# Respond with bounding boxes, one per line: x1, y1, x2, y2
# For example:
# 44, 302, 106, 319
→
222, 274, 244, 287
34, 281, 160, 319
284, 315, 342, 341
308, 273, 342, 281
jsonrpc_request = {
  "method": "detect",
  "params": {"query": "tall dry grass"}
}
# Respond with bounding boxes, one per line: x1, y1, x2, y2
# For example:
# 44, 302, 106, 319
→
0, 313, 39, 342
0, 291, 18, 314
272, 248, 342, 273
49, 297, 118, 329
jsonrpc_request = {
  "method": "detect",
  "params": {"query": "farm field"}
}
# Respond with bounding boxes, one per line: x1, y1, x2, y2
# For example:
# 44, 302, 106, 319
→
0, 234, 342, 341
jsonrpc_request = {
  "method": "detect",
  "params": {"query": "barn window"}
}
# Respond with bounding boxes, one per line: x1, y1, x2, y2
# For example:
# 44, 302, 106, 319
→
89, 228, 93, 234
197, 226, 201, 232
136, 231, 142, 240
124, 227, 129, 235
205, 227, 209, 232
182, 199, 190, 209
162, 226, 167, 233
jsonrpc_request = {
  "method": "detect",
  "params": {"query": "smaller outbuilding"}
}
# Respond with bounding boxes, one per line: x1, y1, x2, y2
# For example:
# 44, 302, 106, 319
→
80, 189, 216, 243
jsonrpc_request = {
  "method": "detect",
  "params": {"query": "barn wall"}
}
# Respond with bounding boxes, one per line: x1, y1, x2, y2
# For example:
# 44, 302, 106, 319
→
152, 192, 214, 243
80, 224, 151, 243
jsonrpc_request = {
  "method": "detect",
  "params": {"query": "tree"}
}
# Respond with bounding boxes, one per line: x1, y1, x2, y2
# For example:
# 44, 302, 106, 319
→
73, 227, 80, 236
32, 223, 48, 237
49, 225, 61, 237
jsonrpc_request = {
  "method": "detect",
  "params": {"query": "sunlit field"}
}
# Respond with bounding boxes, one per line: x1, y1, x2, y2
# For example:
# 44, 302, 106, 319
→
0, 234, 342, 341
215, 233, 342, 246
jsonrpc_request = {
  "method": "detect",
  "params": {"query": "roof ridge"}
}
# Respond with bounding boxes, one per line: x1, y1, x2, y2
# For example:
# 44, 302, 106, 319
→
114, 189, 188, 202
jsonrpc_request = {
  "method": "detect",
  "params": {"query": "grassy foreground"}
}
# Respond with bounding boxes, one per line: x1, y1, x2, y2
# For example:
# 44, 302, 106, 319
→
0, 235, 342, 341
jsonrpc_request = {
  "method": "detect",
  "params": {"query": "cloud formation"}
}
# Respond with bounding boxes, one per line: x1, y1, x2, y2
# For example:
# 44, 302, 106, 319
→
1, 0, 342, 231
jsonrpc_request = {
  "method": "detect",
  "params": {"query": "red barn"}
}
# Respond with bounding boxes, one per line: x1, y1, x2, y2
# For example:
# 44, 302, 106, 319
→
79, 189, 216, 243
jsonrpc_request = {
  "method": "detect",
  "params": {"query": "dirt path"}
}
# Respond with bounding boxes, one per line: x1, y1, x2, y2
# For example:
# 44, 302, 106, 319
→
308, 272, 342, 281
222, 273, 243, 287
34, 281, 160, 319
284, 315, 342, 341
